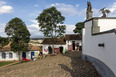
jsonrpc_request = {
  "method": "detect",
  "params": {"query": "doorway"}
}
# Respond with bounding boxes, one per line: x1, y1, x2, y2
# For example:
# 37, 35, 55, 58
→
48, 46, 52, 54
22, 52, 26, 58
31, 52, 34, 59
59, 46, 63, 53
72, 41, 75, 50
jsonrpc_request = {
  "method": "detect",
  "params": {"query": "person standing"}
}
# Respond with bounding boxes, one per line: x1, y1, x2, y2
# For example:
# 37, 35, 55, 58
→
39, 51, 43, 59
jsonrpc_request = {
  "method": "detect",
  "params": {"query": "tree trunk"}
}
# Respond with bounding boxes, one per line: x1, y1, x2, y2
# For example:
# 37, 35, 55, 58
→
18, 52, 21, 62
52, 44, 55, 54
52, 36, 55, 55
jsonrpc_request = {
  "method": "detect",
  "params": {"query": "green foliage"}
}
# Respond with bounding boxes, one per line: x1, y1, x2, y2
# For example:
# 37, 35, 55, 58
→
0, 37, 9, 48
36, 6, 66, 38
0, 62, 13, 67
5, 17, 30, 60
73, 22, 84, 34
36, 6, 66, 54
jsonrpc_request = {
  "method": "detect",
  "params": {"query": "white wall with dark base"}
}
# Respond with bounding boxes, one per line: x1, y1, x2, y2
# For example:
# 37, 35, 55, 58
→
43, 44, 66, 54
0, 51, 19, 61
82, 18, 116, 77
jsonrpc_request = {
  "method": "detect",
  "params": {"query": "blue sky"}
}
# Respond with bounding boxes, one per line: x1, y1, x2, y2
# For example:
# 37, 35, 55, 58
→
0, 0, 116, 37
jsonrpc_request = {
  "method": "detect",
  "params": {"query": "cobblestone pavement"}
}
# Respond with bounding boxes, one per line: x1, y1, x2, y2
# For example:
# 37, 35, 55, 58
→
0, 51, 101, 77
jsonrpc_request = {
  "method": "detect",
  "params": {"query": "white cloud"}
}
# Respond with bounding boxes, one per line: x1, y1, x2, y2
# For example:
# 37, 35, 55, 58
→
27, 20, 43, 37
0, 1, 13, 15
109, 2, 116, 13
51, 4, 55, 7
66, 25, 75, 34
0, 23, 6, 26
28, 20, 39, 30
49, 3, 78, 16
29, 20, 38, 24
0, 23, 7, 37
0, 1, 6, 6
108, 2, 116, 17
76, 4, 79, 8
34, 4, 39, 7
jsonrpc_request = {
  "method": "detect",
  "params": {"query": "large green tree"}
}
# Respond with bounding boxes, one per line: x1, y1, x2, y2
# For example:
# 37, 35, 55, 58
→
36, 6, 66, 54
5, 17, 30, 61
0, 37, 9, 48
73, 22, 84, 35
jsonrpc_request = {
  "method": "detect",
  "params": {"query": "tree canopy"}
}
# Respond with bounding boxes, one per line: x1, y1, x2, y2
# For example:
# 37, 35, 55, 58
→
36, 6, 66, 38
36, 6, 66, 54
0, 37, 9, 48
73, 22, 84, 35
5, 17, 30, 60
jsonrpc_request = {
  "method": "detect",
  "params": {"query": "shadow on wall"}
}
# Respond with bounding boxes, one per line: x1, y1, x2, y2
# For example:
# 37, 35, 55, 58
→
59, 51, 101, 77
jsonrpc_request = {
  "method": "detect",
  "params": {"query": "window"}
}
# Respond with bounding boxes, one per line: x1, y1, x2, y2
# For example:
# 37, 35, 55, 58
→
2, 53, 6, 59
9, 53, 13, 58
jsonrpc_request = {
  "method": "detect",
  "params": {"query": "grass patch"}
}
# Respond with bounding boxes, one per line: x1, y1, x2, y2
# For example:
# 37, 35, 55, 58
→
12, 61, 29, 66
0, 62, 14, 67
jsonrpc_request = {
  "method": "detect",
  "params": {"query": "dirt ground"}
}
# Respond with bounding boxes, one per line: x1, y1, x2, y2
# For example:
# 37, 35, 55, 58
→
0, 51, 101, 77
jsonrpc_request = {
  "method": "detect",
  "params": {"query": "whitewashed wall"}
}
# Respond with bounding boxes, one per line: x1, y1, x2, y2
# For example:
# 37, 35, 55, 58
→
98, 19, 116, 32
43, 44, 66, 54
83, 19, 116, 76
0, 51, 40, 61
66, 40, 82, 50
0, 51, 19, 61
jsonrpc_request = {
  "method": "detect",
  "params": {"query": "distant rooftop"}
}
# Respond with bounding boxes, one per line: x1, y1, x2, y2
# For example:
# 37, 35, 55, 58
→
31, 37, 50, 40
42, 38, 66, 45
65, 34, 82, 40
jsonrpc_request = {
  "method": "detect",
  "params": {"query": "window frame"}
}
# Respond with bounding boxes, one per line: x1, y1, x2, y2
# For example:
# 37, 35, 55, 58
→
9, 53, 13, 58
2, 52, 6, 59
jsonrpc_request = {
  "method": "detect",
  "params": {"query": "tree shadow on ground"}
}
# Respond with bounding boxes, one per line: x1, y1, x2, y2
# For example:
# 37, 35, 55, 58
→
59, 51, 101, 77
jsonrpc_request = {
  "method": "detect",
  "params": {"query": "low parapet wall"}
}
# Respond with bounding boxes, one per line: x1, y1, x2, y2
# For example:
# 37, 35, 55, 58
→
82, 54, 116, 77
82, 28, 116, 77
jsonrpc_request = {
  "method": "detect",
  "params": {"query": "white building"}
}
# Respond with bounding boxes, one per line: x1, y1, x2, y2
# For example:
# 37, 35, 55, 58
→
82, 17, 116, 77
42, 35, 82, 54
0, 44, 42, 61
65, 34, 82, 51
42, 38, 66, 54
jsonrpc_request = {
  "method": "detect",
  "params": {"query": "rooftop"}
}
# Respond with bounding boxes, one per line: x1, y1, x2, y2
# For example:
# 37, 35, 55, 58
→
42, 38, 66, 44
65, 34, 82, 40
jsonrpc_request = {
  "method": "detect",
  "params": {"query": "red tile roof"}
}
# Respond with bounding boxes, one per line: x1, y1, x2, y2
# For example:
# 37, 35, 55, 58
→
42, 38, 66, 44
65, 34, 82, 40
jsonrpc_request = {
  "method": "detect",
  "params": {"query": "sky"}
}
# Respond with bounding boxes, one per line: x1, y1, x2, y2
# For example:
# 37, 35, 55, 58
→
0, 0, 116, 38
